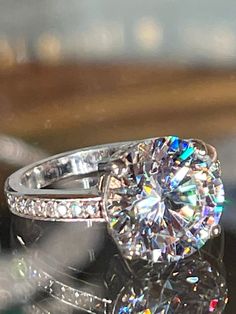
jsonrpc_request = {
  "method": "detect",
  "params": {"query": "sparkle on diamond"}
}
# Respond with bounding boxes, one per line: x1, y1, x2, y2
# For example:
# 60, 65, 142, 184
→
104, 136, 224, 262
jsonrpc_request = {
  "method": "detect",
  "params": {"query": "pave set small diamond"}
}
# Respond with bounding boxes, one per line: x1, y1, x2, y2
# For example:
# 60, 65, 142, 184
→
24, 303, 74, 314
24, 304, 50, 314
31, 269, 109, 313
16, 258, 110, 313
7, 194, 102, 220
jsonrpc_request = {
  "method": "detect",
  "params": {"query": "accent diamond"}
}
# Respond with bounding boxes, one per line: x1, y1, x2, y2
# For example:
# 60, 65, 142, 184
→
56, 202, 68, 217
7, 194, 102, 220
46, 201, 57, 218
70, 202, 82, 217
104, 136, 224, 262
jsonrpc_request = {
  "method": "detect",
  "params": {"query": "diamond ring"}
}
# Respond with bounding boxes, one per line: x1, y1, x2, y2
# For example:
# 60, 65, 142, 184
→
5, 136, 224, 262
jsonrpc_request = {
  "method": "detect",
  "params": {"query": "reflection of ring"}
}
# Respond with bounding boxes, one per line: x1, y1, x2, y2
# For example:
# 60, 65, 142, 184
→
13, 250, 228, 314
13, 257, 111, 313
5, 136, 225, 262
109, 253, 228, 314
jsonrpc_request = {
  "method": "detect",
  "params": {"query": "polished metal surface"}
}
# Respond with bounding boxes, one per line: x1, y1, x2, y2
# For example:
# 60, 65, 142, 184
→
5, 140, 132, 221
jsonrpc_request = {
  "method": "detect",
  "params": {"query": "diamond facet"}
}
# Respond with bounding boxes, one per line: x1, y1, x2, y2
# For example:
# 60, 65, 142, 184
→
104, 137, 224, 262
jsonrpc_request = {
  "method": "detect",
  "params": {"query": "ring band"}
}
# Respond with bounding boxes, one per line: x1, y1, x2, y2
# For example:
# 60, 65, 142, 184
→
5, 141, 130, 221
5, 136, 225, 263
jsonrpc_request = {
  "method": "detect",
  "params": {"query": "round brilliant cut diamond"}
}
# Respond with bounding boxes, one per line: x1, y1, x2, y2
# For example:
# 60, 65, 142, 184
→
7, 194, 14, 208
70, 202, 82, 218
104, 136, 224, 262
87, 204, 96, 217
16, 197, 26, 213
24, 199, 32, 215
46, 201, 56, 218
34, 200, 43, 216
57, 202, 68, 217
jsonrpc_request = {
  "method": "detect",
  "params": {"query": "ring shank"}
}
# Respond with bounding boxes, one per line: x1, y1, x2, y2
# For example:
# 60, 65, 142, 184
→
5, 141, 132, 221
7, 143, 122, 196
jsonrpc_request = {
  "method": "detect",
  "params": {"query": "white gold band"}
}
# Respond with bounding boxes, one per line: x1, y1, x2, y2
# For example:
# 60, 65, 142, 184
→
5, 141, 132, 221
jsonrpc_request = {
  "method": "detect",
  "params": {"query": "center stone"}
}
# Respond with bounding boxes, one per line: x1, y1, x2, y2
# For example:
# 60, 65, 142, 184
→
104, 136, 224, 262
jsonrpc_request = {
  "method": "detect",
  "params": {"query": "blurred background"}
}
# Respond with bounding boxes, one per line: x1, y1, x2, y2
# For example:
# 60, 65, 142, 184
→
0, 0, 235, 312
